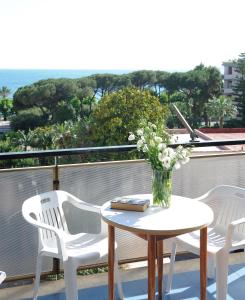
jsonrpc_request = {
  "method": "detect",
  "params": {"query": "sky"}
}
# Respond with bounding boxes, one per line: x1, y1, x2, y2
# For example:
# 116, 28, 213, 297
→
0, 0, 244, 71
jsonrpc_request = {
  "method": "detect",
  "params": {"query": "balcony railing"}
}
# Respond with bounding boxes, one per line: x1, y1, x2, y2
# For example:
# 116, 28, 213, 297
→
1, 139, 245, 283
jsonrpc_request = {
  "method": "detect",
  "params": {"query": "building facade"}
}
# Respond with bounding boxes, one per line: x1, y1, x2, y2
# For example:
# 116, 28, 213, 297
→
223, 61, 240, 96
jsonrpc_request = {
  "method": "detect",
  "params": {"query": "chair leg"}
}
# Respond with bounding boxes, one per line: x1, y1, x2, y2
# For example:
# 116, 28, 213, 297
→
63, 260, 78, 300
115, 250, 124, 299
215, 251, 229, 300
207, 256, 215, 279
165, 241, 177, 293
33, 255, 42, 300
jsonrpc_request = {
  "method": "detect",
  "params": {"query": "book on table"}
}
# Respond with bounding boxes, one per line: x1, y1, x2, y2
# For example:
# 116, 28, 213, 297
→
110, 197, 150, 212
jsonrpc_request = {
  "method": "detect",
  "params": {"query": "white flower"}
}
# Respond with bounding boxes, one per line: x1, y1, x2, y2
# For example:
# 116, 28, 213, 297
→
162, 157, 171, 169
128, 133, 135, 141
158, 143, 166, 151
136, 128, 144, 136
175, 162, 181, 169
137, 139, 144, 150
181, 149, 187, 158
128, 123, 191, 172
182, 157, 190, 164
164, 147, 175, 158
154, 136, 162, 143
158, 152, 165, 162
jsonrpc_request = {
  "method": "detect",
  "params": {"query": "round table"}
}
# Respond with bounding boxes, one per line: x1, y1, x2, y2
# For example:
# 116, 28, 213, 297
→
101, 194, 214, 300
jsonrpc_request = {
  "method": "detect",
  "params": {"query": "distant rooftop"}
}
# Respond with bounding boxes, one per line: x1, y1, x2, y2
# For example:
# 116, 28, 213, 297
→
170, 128, 245, 152
198, 128, 245, 151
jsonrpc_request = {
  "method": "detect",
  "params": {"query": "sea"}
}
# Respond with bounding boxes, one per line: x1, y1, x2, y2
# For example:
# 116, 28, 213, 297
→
0, 69, 131, 97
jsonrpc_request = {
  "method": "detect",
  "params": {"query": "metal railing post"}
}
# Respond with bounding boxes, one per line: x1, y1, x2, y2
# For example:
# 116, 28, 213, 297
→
52, 156, 60, 277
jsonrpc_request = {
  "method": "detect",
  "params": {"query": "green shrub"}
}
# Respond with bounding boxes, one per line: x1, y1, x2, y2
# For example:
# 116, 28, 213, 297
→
91, 87, 168, 146
11, 108, 48, 131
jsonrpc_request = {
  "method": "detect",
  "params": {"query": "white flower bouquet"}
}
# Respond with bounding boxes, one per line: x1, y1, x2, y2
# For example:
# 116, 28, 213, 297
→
128, 122, 191, 207
128, 122, 191, 172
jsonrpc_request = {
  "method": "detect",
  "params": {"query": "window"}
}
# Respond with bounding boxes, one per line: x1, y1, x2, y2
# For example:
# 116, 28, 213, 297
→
227, 80, 233, 88
228, 66, 232, 75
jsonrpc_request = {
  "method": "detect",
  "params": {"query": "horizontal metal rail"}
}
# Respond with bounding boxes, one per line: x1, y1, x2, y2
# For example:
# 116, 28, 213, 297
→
1, 139, 245, 160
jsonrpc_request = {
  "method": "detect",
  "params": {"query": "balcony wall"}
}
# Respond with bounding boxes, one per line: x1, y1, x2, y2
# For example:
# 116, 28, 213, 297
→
1, 153, 245, 279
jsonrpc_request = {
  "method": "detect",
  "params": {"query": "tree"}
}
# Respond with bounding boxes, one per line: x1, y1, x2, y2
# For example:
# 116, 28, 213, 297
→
163, 65, 222, 127
0, 99, 13, 120
13, 78, 77, 121
13, 130, 35, 151
89, 74, 117, 97
233, 53, 245, 123
0, 86, 12, 120
166, 92, 193, 128
11, 107, 48, 131
129, 70, 157, 90
206, 96, 237, 128
53, 101, 75, 123
0, 86, 11, 99
154, 71, 169, 98
163, 72, 185, 95
91, 87, 168, 146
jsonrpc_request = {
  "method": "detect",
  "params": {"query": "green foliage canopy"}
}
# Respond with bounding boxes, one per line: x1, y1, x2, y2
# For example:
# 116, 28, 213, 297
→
0, 86, 13, 120
0, 99, 13, 121
11, 67, 223, 132
11, 107, 48, 131
206, 95, 238, 128
90, 87, 167, 146
163, 65, 222, 127
13, 78, 77, 119
0, 86, 11, 99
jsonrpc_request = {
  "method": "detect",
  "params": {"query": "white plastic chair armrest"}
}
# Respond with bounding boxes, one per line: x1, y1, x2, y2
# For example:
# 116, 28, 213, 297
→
72, 200, 101, 214
231, 218, 245, 227
193, 191, 211, 202
24, 215, 68, 260
225, 218, 245, 249
67, 193, 101, 214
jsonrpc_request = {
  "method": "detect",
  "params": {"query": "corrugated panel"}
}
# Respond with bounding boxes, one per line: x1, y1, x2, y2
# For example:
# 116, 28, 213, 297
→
1, 154, 245, 277
0, 168, 53, 276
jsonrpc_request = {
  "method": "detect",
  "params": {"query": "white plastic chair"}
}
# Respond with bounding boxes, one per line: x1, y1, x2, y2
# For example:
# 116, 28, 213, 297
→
22, 190, 123, 300
0, 271, 6, 285
166, 185, 245, 300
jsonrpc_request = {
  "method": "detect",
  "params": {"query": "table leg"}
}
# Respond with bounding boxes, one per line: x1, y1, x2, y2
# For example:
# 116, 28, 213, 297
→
108, 225, 115, 300
200, 227, 207, 300
148, 235, 156, 300
157, 240, 163, 300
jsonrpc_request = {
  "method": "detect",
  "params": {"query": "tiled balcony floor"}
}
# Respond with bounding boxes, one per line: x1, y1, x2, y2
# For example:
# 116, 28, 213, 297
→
26, 266, 245, 300
1, 253, 245, 300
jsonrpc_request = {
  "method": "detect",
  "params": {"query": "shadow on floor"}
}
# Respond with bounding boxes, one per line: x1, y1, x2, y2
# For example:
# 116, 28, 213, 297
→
24, 264, 245, 300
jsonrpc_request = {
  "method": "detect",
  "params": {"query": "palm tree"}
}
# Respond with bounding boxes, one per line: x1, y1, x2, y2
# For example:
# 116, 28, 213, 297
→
206, 95, 237, 128
0, 99, 13, 121
0, 86, 11, 99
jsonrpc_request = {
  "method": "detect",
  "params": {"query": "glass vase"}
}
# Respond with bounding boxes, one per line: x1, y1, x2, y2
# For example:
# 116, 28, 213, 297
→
152, 169, 172, 207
